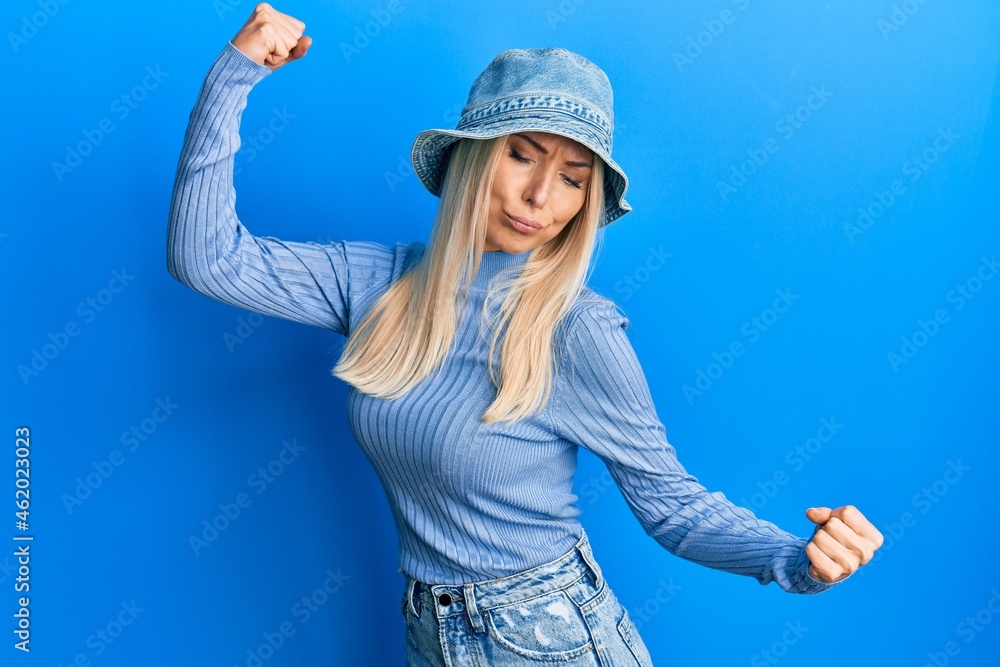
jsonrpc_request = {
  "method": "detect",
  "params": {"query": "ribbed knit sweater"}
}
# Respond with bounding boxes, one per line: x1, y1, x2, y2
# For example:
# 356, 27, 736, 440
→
166, 41, 840, 594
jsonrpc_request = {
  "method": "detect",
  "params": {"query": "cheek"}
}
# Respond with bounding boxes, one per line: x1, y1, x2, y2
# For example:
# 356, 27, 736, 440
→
491, 160, 516, 194
556, 190, 587, 223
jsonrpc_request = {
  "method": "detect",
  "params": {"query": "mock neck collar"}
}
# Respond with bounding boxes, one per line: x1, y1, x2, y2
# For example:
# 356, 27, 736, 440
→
469, 248, 533, 292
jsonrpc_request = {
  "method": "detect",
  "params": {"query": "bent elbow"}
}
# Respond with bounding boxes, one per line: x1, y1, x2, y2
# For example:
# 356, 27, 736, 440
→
164, 224, 192, 288
165, 249, 187, 286
164, 231, 211, 295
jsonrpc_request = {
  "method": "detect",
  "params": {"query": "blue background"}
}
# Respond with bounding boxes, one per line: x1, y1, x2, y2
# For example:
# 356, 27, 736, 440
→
4, 0, 999, 665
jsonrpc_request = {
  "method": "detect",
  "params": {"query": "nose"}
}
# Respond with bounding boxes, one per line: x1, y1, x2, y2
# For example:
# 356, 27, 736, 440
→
522, 167, 552, 210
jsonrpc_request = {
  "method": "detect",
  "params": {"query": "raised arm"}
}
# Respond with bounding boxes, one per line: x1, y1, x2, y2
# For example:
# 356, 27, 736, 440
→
166, 6, 361, 334
549, 298, 866, 594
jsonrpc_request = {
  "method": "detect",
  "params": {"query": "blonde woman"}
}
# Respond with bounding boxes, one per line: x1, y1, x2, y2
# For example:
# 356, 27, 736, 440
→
167, 5, 883, 665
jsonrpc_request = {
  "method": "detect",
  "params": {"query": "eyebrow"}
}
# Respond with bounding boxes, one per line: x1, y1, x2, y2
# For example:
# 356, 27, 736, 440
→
512, 133, 593, 168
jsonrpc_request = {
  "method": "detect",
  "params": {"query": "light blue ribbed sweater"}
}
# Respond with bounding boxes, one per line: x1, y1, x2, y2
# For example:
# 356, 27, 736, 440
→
166, 42, 840, 595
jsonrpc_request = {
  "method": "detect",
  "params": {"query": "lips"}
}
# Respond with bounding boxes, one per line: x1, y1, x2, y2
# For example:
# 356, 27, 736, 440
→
507, 213, 541, 229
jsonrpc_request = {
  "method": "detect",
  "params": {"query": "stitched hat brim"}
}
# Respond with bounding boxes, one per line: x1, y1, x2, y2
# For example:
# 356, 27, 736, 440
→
410, 125, 632, 227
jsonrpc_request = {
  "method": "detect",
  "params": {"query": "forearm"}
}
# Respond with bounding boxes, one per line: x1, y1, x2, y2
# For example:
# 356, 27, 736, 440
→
623, 476, 838, 595
165, 42, 272, 298
667, 503, 834, 594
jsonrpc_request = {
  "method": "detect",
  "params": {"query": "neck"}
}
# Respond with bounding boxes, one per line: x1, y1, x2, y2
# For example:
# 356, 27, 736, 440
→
469, 248, 532, 292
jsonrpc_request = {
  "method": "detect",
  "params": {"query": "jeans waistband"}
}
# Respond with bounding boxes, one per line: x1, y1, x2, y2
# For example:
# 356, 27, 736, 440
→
402, 528, 604, 633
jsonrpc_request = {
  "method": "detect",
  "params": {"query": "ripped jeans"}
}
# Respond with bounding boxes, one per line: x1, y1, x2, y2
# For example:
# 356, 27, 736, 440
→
399, 529, 654, 666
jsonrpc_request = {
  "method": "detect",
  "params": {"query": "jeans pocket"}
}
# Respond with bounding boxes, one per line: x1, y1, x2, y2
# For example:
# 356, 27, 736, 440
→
616, 606, 653, 666
484, 587, 595, 661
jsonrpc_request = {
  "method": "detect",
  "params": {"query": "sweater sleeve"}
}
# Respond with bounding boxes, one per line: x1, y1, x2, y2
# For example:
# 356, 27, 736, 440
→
550, 298, 848, 595
166, 42, 391, 335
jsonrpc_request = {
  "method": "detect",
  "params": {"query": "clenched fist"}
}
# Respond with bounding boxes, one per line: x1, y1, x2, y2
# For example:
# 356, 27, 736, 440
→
804, 505, 884, 582
231, 3, 311, 71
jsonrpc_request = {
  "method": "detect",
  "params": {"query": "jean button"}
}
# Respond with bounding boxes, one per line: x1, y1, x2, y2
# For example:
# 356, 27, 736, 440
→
438, 593, 452, 606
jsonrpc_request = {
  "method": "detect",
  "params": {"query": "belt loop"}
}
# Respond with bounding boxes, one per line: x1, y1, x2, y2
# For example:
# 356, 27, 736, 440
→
407, 579, 421, 618
576, 531, 604, 589
463, 582, 485, 633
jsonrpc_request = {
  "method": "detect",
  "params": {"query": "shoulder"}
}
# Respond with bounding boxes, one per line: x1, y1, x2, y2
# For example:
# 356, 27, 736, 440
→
559, 287, 631, 340
337, 241, 425, 333
553, 287, 635, 374
329, 239, 425, 299
402, 240, 428, 274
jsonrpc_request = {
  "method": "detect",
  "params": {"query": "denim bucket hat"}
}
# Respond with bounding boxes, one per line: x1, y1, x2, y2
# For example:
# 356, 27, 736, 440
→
410, 47, 632, 227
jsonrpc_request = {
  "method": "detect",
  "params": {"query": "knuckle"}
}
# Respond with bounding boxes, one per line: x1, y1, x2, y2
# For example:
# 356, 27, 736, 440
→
841, 505, 860, 521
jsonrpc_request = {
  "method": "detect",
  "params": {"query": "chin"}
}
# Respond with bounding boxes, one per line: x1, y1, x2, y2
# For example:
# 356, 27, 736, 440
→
487, 236, 528, 254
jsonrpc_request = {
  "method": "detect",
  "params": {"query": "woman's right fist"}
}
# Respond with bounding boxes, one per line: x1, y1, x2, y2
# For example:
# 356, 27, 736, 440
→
231, 3, 311, 70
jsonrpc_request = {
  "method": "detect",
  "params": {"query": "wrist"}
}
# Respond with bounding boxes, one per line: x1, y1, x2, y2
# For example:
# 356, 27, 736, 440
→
217, 41, 272, 85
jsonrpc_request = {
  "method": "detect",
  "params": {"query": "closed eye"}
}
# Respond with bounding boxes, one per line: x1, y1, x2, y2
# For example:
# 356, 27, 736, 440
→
508, 148, 530, 164
508, 149, 583, 190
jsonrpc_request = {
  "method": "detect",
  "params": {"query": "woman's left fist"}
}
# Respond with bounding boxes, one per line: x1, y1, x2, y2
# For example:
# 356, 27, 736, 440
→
804, 505, 884, 583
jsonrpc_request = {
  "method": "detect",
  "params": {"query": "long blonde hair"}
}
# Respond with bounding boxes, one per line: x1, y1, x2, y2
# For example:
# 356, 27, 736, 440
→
332, 134, 607, 424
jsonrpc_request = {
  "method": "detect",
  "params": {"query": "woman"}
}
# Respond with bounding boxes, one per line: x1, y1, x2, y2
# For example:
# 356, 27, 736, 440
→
167, 4, 884, 665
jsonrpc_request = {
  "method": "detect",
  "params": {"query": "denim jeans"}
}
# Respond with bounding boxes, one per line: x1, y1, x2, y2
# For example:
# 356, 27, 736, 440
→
399, 529, 654, 666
